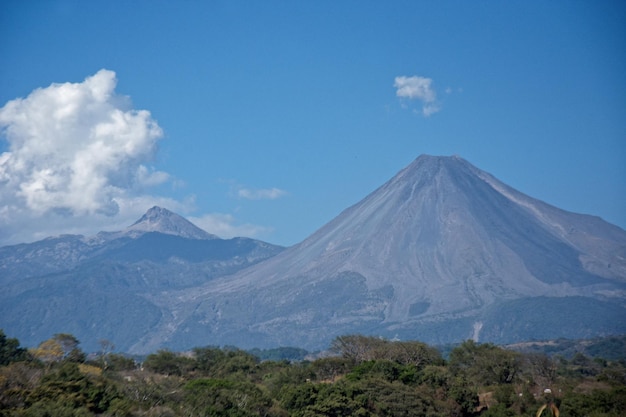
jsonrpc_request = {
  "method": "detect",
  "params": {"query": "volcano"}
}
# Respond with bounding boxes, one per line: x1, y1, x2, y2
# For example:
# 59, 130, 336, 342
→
134, 155, 626, 352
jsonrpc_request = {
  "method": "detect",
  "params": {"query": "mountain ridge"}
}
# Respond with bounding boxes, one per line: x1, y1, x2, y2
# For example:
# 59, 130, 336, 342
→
0, 207, 284, 352
133, 155, 626, 352
1, 155, 625, 354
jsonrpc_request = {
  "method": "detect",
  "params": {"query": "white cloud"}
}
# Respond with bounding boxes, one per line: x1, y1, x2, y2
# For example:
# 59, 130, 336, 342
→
0, 70, 279, 246
188, 213, 273, 239
0, 69, 176, 244
238, 187, 287, 200
394, 75, 436, 101
394, 75, 441, 117
421, 103, 441, 117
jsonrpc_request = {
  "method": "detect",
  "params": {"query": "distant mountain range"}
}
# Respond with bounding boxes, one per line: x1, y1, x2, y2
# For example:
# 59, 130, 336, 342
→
0, 206, 284, 353
1, 155, 625, 353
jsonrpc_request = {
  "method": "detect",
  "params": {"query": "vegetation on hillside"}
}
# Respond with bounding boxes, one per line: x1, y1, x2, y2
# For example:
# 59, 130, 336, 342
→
1, 330, 625, 416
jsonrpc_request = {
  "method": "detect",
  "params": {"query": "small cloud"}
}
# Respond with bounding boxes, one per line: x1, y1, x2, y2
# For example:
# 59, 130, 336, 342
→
238, 187, 287, 200
394, 75, 436, 101
394, 75, 441, 117
136, 165, 170, 187
421, 104, 441, 117
188, 213, 272, 239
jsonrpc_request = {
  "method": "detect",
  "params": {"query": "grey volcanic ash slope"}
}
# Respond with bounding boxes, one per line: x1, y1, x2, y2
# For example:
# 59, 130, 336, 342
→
142, 155, 626, 353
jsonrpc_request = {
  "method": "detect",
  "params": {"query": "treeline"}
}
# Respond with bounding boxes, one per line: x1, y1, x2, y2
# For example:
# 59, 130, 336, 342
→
505, 335, 626, 361
1, 330, 625, 416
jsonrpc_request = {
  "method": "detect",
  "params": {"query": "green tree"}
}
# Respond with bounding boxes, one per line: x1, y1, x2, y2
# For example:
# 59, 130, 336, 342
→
0, 362, 43, 411
383, 340, 444, 369
26, 361, 120, 414
0, 329, 29, 365
193, 346, 226, 375
143, 349, 195, 376
449, 340, 521, 386
104, 354, 136, 372
192, 346, 259, 378
183, 378, 272, 417
262, 361, 314, 398
310, 356, 353, 382
346, 360, 403, 383
330, 335, 443, 368
559, 386, 626, 417
330, 334, 386, 362
520, 352, 557, 387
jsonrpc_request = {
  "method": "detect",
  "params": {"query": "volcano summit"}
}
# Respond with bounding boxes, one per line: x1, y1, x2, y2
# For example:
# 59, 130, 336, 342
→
134, 155, 626, 352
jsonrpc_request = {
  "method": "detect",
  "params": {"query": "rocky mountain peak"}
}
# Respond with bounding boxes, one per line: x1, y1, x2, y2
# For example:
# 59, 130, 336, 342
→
391, 154, 477, 182
124, 206, 216, 240
136, 154, 626, 351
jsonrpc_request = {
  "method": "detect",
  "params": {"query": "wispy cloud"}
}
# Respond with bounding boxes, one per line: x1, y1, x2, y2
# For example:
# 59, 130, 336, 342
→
0, 69, 177, 244
238, 187, 287, 200
188, 213, 272, 239
394, 75, 441, 117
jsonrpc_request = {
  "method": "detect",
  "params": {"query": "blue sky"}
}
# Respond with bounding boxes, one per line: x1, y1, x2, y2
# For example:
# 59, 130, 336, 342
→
1, 0, 625, 246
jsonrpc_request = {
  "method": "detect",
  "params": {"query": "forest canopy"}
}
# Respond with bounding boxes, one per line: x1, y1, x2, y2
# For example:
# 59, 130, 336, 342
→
0, 330, 625, 417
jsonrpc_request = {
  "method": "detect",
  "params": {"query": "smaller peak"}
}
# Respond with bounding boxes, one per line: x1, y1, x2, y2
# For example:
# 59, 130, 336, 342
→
147, 205, 168, 214
132, 206, 174, 225
125, 207, 217, 240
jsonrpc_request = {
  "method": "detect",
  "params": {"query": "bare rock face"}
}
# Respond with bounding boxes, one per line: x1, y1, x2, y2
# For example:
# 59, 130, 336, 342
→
140, 155, 626, 353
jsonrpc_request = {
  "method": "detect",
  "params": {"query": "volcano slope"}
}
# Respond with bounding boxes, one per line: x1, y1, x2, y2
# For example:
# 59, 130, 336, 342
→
135, 155, 626, 353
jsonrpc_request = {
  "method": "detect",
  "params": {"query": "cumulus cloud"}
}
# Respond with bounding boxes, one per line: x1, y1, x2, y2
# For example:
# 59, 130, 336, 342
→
238, 187, 287, 200
0, 70, 279, 246
188, 213, 273, 239
394, 75, 441, 117
0, 69, 174, 244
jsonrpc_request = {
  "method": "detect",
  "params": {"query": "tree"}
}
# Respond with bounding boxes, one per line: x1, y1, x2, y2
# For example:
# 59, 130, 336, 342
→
449, 340, 521, 386
193, 346, 225, 375
98, 339, 116, 369
520, 352, 557, 387
330, 335, 443, 368
330, 334, 387, 362
53, 334, 80, 357
383, 340, 444, 369
0, 362, 43, 410
192, 346, 259, 378
31, 339, 64, 364
0, 329, 29, 365
310, 357, 353, 382
28, 361, 120, 414
105, 354, 137, 372
143, 350, 195, 376
52, 333, 85, 362
183, 378, 272, 416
